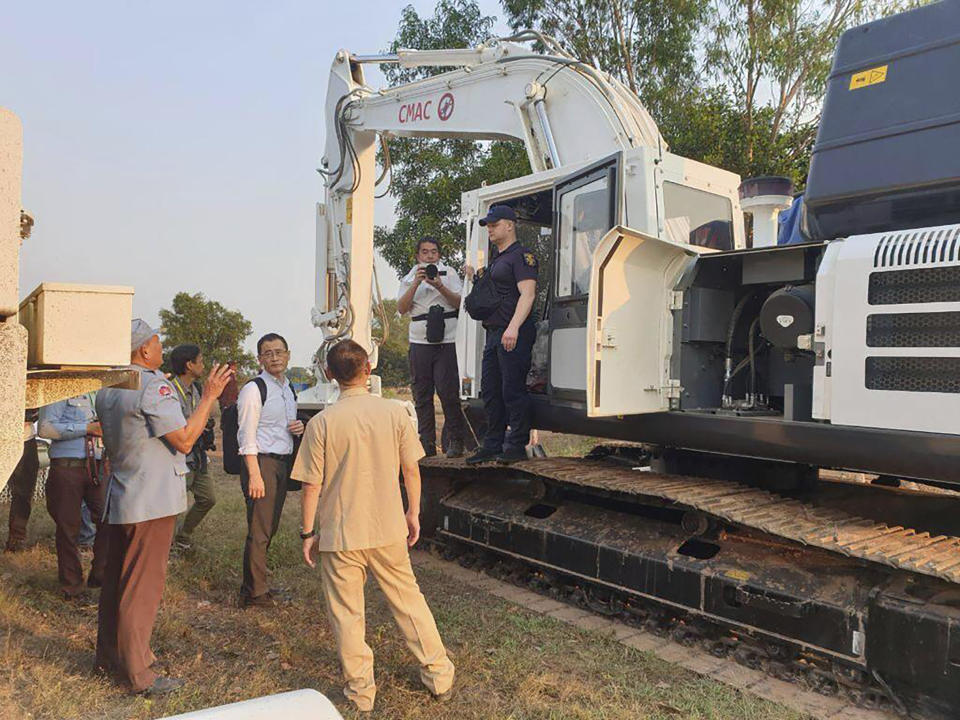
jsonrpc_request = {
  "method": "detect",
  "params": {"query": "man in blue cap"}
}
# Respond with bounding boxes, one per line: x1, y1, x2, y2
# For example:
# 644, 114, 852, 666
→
466, 205, 539, 464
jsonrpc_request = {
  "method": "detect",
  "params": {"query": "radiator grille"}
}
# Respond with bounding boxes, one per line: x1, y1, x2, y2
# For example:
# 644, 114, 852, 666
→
868, 265, 960, 305
865, 356, 960, 394
866, 312, 960, 347
873, 227, 960, 268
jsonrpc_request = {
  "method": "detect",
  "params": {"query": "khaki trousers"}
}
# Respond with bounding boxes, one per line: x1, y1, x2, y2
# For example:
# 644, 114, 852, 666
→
319, 541, 455, 711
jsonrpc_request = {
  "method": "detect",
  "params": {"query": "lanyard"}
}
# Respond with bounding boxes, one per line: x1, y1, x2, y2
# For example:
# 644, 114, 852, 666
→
172, 377, 196, 413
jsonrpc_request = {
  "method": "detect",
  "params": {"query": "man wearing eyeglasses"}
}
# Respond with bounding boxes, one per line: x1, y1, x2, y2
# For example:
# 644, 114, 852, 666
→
237, 333, 304, 607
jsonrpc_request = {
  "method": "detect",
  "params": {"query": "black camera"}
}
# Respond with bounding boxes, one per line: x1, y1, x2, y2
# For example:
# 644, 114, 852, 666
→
200, 418, 216, 451
425, 263, 439, 280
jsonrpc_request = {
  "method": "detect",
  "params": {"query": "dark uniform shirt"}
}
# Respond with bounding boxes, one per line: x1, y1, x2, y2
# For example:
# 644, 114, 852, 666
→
484, 241, 538, 328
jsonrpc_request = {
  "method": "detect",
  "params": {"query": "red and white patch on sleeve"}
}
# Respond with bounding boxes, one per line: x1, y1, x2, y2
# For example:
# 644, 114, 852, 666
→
158, 385, 172, 397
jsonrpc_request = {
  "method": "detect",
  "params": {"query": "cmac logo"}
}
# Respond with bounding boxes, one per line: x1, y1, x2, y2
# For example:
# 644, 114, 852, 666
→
437, 92, 454, 121
398, 92, 455, 124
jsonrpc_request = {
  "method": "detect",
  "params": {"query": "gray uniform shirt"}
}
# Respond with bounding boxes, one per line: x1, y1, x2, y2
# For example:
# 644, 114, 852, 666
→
96, 365, 188, 524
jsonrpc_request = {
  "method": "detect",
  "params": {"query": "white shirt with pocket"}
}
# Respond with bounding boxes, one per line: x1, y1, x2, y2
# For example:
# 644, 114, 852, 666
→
397, 262, 463, 344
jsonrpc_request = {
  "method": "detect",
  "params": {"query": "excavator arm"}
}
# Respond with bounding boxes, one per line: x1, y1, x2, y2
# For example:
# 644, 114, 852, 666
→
307, 36, 667, 396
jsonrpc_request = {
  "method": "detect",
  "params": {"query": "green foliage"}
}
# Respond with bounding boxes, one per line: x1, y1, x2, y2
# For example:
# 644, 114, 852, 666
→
374, 2, 531, 276
286, 366, 317, 388
372, 299, 411, 388
158, 292, 257, 375
377, 0, 913, 254
704, 0, 906, 175
502, 0, 706, 99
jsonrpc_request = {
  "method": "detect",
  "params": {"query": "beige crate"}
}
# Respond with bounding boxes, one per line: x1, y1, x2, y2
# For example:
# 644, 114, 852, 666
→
19, 283, 134, 367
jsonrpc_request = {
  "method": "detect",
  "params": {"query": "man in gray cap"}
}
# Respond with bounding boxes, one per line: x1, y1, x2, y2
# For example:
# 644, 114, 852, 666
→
94, 319, 232, 695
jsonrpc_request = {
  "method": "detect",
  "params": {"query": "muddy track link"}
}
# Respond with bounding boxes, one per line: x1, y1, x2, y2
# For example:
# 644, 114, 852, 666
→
422, 456, 960, 585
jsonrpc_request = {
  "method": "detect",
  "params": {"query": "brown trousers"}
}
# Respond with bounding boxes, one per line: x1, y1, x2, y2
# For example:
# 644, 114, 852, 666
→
240, 454, 289, 598
95, 515, 176, 691
320, 541, 455, 711
5, 439, 39, 548
46, 461, 108, 595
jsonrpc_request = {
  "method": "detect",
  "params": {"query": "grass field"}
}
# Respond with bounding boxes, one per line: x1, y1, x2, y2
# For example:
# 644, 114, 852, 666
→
0, 467, 808, 720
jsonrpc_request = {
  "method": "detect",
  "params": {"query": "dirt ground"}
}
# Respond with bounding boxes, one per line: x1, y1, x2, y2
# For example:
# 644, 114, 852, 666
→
0, 465, 810, 720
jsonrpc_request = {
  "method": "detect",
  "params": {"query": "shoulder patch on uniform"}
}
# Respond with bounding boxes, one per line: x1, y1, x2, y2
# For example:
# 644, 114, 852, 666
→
158, 385, 172, 397
523, 253, 537, 267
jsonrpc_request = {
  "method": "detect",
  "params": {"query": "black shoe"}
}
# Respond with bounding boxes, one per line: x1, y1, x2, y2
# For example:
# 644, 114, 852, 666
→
445, 440, 465, 459
432, 685, 455, 702
465, 448, 500, 465
496, 447, 528, 464
140, 675, 184, 696
62, 589, 93, 603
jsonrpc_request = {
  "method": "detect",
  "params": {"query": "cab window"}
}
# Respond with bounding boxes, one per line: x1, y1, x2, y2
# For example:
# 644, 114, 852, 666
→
663, 182, 734, 250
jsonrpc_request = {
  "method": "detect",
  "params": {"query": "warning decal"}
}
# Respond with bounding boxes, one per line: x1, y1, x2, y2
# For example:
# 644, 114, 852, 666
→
849, 65, 888, 90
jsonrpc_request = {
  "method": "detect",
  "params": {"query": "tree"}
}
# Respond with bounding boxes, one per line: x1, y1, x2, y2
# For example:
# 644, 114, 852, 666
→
372, 299, 411, 388
375, 1, 531, 276
705, 0, 913, 172
286, 366, 317, 389
501, 0, 706, 105
159, 292, 256, 374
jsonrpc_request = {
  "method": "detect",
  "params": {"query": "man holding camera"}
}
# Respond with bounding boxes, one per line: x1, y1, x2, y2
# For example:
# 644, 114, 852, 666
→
397, 236, 467, 458
168, 344, 217, 551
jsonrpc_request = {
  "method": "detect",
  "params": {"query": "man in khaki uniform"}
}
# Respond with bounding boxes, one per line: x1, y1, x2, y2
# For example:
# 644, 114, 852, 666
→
294, 339, 455, 714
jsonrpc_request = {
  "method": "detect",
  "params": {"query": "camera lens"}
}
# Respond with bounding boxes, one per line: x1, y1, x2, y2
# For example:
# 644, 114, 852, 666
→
425, 264, 438, 279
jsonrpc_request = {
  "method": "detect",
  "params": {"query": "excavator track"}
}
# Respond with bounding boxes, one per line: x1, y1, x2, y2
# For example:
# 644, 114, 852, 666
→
420, 454, 960, 717
422, 456, 960, 585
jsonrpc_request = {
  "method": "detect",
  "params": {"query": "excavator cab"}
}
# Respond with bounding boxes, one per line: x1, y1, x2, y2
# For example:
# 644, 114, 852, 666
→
458, 147, 738, 417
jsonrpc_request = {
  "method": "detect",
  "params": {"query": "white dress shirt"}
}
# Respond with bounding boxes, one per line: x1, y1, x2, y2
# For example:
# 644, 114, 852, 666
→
397, 262, 463, 344
237, 371, 297, 455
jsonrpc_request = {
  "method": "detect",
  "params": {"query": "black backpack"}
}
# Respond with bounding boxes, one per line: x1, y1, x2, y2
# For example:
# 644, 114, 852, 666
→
221, 378, 300, 485
464, 259, 504, 321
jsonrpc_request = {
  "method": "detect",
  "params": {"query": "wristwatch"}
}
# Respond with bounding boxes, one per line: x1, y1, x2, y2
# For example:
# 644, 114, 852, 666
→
300, 528, 316, 540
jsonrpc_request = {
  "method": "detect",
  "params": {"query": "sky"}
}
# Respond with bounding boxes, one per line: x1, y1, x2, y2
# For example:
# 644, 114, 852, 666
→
5, 0, 508, 367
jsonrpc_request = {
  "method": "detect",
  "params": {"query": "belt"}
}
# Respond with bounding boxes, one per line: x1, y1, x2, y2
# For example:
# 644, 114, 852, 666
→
50, 457, 88, 468
259, 452, 292, 461
412, 310, 458, 321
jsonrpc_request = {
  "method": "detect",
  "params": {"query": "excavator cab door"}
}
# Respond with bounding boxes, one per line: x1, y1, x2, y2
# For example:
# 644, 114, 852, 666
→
547, 154, 620, 402
586, 226, 699, 417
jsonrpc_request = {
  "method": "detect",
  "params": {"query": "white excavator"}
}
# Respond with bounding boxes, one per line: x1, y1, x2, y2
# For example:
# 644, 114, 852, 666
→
306, 3, 960, 716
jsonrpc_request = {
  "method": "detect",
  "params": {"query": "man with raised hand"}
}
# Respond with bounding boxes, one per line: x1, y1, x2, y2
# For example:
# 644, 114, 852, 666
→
95, 319, 232, 695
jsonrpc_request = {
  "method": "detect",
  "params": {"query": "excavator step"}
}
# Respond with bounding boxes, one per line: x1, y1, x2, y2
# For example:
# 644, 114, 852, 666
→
422, 456, 960, 585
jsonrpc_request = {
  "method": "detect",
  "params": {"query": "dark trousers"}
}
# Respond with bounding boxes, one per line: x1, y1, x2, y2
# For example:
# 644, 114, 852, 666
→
46, 460, 108, 595
96, 515, 176, 691
480, 321, 536, 452
5, 439, 39, 549
408, 342, 467, 454
175, 469, 216, 543
240, 455, 289, 599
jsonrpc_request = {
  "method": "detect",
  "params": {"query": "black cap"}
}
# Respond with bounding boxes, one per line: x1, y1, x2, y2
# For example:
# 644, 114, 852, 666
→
478, 205, 517, 226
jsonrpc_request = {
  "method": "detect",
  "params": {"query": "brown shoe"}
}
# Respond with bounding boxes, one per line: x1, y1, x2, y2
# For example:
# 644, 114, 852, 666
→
4, 539, 25, 553
241, 591, 276, 608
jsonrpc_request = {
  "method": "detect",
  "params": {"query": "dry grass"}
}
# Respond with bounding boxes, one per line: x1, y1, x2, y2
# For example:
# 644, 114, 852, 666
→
1, 469, 808, 720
